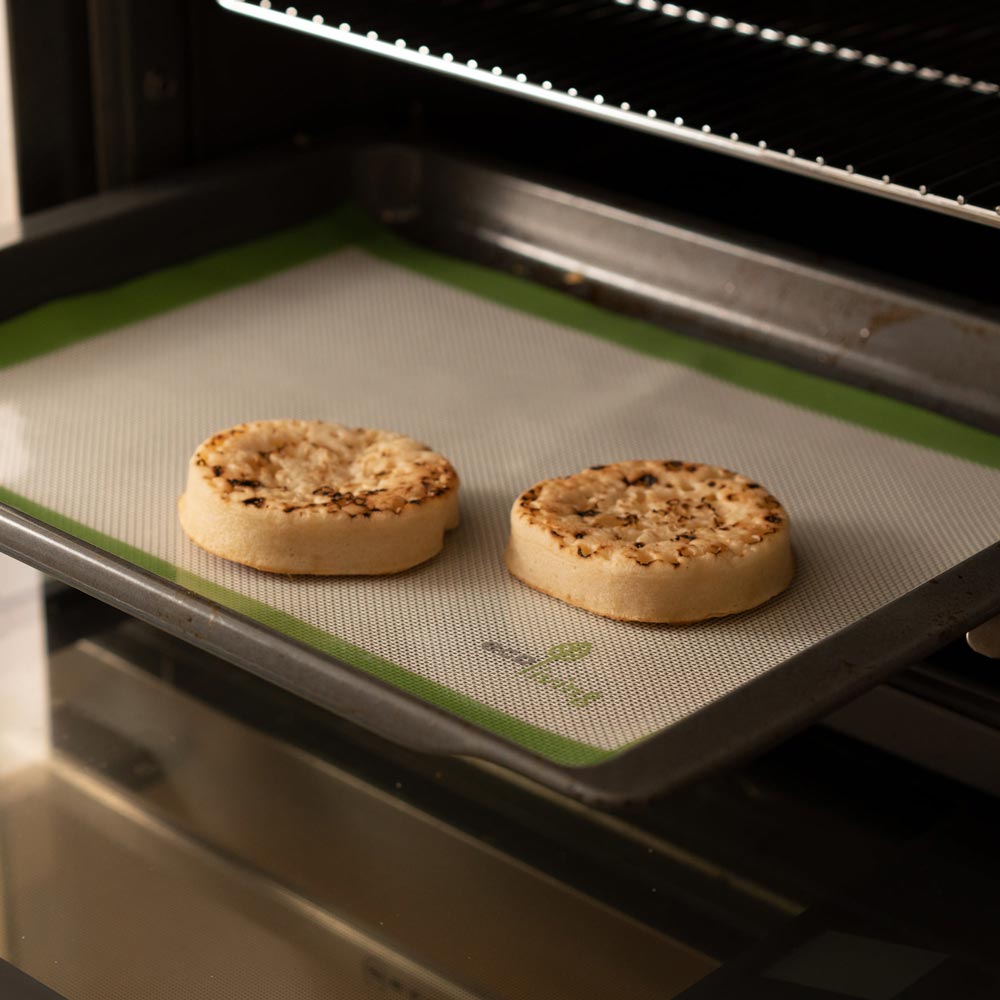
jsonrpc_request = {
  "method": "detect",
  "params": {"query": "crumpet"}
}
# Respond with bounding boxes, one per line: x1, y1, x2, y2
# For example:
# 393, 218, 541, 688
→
505, 460, 792, 623
178, 420, 459, 574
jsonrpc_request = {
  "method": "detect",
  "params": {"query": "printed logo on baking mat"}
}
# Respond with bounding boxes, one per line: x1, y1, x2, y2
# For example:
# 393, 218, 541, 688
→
483, 640, 602, 708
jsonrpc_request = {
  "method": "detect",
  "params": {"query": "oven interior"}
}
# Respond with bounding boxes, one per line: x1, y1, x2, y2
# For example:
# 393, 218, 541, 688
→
2, 3, 1000, 997
9, 0, 1000, 302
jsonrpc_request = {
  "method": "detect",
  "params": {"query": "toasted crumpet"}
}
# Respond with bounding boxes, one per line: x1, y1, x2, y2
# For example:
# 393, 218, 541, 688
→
179, 420, 459, 574
505, 460, 792, 623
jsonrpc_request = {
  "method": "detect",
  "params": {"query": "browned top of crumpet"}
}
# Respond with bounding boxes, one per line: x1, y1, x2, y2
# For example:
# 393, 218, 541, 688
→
513, 460, 788, 567
191, 420, 457, 517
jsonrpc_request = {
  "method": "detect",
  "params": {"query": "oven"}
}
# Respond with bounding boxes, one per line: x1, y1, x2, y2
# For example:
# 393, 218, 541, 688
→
1, 3, 999, 997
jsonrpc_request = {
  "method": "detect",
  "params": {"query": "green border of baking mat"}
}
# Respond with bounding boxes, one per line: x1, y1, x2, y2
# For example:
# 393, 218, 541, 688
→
2, 204, 999, 767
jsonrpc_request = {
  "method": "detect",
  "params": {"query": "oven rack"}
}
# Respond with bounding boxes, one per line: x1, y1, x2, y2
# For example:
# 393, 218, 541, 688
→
218, 0, 1000, 227
617, 1, 1000, 98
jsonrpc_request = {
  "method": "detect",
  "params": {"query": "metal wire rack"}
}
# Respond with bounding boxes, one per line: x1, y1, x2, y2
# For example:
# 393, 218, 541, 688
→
661, 1, 1000, 90
217, 0, 1000, 227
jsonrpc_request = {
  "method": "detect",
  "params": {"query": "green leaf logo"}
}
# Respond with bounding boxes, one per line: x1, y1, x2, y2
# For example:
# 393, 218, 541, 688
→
529, 641, 593, 670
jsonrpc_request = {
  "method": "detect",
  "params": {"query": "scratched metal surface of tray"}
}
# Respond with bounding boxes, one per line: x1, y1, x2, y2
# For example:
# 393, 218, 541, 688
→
1, 185, 999, 806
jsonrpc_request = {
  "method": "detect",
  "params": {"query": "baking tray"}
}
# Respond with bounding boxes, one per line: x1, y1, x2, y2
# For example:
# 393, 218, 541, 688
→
2, 158, 999, 806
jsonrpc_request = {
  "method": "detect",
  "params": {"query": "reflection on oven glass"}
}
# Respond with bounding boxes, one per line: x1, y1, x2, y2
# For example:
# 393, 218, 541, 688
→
0, 617, 717, 999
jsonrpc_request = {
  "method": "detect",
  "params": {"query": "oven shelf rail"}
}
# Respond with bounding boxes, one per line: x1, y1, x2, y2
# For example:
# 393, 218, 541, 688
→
218, 0, 1000, 228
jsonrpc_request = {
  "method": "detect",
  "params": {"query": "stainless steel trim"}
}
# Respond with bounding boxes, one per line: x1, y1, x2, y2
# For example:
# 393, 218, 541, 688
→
967, 614, 1000, 658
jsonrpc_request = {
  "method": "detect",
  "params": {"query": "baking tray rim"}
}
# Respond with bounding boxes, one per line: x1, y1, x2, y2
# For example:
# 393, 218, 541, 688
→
4, 499, 999, 807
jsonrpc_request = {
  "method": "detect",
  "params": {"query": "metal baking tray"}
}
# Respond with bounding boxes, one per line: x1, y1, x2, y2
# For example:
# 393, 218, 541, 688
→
1, 145, 999, 806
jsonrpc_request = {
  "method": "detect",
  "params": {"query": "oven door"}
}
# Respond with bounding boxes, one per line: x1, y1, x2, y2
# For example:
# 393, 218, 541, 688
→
1, 562, 999, 999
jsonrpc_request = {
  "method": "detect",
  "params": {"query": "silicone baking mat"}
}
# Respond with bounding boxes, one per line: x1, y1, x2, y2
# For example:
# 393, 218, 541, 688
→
2, 207, 999, 766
